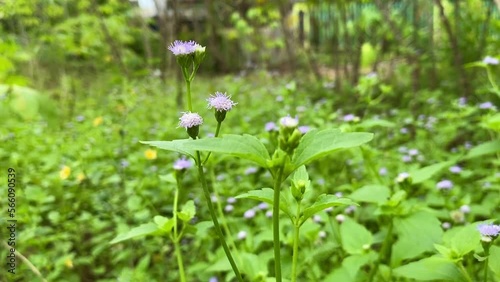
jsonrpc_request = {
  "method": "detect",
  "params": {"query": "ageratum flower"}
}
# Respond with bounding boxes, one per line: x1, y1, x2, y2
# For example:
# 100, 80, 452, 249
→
477, 223, 500, 242
207, 92, 237, 112
483, 56, 499, 65
179, 112, 203, 128
265, 122, 277, 132
280, 115, 299, 128
173, 157, 192, 171
436, 179, 453, 190
168, 40, 199, 56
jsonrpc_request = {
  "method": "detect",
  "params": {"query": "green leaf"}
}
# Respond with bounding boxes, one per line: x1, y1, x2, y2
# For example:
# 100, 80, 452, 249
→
449, 224, 480, 257
464, 140, 500, 160
140, 140, 196, 159
177, 200, 196, 222
301, 195, 356, 224
349, 185, 390, 204
391, 212, 443, 265
154, 215, 174, 233
340, 218, 373, 255
292, 165, 310, 184
410, 160, 457, 184
110, 223, 160, 244
236, 188, 293, 218
489, 245, 500, 279
393, 256, 467, 281
184, 134, 271, 167
291, 129, 373, 169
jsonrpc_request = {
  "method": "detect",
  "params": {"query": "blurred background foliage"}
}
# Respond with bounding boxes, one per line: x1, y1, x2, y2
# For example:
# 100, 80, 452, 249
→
0, 0, 499, 281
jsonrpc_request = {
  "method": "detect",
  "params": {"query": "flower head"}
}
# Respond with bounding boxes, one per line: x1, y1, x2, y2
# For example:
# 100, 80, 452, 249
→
145, 149, 157, 160
93, 116, 103, 127
207, 92, 237, 112
280, 115, 299, 128
179, 112, 203, 129
244, 209, 256, 219
298, 125, 310, 134
449, 165, 462, 174
396, 172, 410, 183
265, 122, 278, 132
436, 179, 453, 190
173, 157, 192, 171
477, 223, 500, 242
479, 102, 497, 110
168, 40, 199, 56
483, 56, 499, 65
59, 165, 71, 180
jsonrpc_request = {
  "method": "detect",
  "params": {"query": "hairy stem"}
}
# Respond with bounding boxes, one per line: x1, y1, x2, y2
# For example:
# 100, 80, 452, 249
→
173, 177, 186, 282
186, 80, 192, 112
291, 203, 301, 282
196, 151, 243, 282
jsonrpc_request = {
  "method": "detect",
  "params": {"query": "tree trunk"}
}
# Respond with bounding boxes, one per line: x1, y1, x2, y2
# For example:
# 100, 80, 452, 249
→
277, 0, 296, 75
434, 0, 470, 97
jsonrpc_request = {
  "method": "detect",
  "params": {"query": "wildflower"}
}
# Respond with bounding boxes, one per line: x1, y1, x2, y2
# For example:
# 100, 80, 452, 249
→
211, 194, 218, 203
209, 277, 219, 282
478, 102, 497, 110
482, 56, 499, 65
402, 155, 412, 163
168, 40, 198, 56
280, 115, 299, 128
436, 179, 453, 190
318, 231, 327, 238
442, 222, 451, 229
93, 116, 103, 127
144, 149, 157, 160
237, 231, 247, 240
179, 112, 203, 139
244, 167, 258, 175
335, 214, 346, 223
179, 112, 203, 128
400, 127, 409, 134
477, 223, 500, 242
335, 192, 343, 198
120, 159, 130, 168
313, 215, 322, 223
325, 207, 333, 213
265, 210, 273, 218
76, 115, 85, 122
244, 209, 256, 219
449, 165, 462, 174
408, 149, 419, 156
298, 125, 310, 134
224, 205, 234, 213
64, 258, 74, 269
344, 205, 356, 214
343, 114, 357, 122
265, 122, 277, 132
257, 202, 268, 210
59, 166, 71, 180
458, 97, 467, 107
396, 172, 410, 183
207, 92, 237, 112
459, 205, 470, 214
173, 157, 192, 171
450, 210, 465, 223
227, 197, 236, 204
379, 167, 388, 176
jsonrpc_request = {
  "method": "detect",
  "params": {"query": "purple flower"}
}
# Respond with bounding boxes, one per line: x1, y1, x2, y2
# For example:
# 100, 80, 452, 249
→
343, 114, 356, 122
298, 126, 310, 134
224, 205, 234, 213
477, 223, 500, 239
227, 197, 236, 204
459, 205, 470, 214
244, 209, 256, 219
168, 40, 200, 56
396, 172, 410, 183
379, 167, 388, 176
265, 122, 277, 132
400, 127, 409, 134
402, 155, 412, 163
436, 179, 453, 190
237, 231, 247, 240
207, 92, 237, 112
179, 112, 203, 128
449, 165, 462, 174
483, 56, 499, 65
458, 97, 467, 107
173, 157, 192, 170
265, 210, 273, 218
479, 102, 496, 110
280, 115, 299, 128
408, 149, 419, 156
209, 277, 219, 282
244, 167, 258, 175
257, 202, 268, 210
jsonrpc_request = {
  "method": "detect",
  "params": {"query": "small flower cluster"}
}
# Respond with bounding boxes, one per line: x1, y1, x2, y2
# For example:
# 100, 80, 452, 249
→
477, 223, 500, 242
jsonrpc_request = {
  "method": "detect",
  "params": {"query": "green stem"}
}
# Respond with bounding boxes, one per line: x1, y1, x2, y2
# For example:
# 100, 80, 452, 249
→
483, 257, 489, 282
367, 218, 393, 282
203, 122, 222, 164
273, 166, 285, 282
457, 262, 473, 282
173, 177, 186, 282
186, 80, 192, 112
196, 151, 243, 282
291, 203, 301, 282
486, 67, 498, 92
